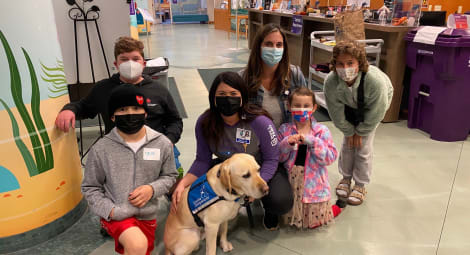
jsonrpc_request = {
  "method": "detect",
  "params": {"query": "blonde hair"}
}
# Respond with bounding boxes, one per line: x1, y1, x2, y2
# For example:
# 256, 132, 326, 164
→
330, 41, 369, 72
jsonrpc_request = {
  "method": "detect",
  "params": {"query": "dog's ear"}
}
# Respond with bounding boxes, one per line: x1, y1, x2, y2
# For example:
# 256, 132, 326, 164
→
218, 163, 232, 193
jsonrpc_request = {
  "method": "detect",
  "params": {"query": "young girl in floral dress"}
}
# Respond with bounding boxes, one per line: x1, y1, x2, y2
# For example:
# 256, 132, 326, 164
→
278, 87, 341, 228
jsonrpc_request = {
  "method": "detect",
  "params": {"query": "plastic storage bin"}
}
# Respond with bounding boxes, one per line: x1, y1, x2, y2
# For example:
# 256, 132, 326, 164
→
405, 28, 470, 141
143, 57, 169, 89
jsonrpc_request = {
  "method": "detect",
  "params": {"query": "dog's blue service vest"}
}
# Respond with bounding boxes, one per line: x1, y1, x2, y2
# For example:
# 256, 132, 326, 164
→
188, 174, 221, 214
187, 174, 240, 227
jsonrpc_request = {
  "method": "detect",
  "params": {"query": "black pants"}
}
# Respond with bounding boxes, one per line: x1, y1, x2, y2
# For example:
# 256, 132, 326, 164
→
261, 164, 293, 215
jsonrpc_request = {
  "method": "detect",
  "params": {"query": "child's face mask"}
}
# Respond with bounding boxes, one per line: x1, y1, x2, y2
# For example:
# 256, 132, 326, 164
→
291, 108, 313, 122
114, 113, 146, 134
119, 60, 144, 81
336, 67, 358, 82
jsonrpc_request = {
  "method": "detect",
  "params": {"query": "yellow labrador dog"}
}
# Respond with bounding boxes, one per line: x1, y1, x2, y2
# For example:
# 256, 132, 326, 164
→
164, 153, 269, 255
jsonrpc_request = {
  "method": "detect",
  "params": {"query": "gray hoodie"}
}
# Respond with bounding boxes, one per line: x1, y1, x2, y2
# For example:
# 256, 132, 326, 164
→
82, 126, 177, 221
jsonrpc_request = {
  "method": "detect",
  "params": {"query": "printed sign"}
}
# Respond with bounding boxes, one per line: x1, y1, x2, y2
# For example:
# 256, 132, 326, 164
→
291, 15, 303, 34
137, 7, 154, 22
130, 0, 136, 15
454, 14, 469, 29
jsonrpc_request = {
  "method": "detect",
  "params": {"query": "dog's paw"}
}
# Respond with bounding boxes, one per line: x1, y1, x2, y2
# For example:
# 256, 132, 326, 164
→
220, 241, 233, 252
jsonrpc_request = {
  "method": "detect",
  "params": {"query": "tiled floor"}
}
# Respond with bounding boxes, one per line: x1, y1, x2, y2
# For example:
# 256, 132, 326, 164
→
10, 23, 470, 255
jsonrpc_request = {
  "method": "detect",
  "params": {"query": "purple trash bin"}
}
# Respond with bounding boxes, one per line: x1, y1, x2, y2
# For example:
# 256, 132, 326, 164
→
405, 28, 470, 142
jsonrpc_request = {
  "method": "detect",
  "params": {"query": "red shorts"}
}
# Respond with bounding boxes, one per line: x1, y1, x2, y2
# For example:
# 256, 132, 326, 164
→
101, 217, 157, 255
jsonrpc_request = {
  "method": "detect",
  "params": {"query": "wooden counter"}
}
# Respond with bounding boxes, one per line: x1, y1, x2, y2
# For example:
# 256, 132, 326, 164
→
248, 9, 414, 122
215, 8, 231, 31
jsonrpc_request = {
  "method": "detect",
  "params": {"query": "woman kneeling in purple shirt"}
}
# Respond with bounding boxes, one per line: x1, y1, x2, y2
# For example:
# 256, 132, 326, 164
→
171, 71, 293, 229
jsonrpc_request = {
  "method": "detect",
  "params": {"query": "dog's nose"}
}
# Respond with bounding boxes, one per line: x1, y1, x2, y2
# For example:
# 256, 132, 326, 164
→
261, 185, 269, 195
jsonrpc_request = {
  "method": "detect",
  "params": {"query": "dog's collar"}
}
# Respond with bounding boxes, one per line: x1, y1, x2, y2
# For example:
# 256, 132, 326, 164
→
217, 169, 240, 197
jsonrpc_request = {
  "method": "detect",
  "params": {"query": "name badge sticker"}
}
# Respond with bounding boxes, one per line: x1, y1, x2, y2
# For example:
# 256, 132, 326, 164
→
143, 148, 160, 161
236, 128, 251, 144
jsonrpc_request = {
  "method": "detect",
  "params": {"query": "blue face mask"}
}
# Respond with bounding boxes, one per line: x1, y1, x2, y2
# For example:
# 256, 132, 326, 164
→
261, 47, 284, 67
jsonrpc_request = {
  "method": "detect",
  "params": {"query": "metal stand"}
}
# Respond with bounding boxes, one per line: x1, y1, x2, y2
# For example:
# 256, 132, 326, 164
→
235, 8, 239, 49
146, 21, 151, 57
67, 0, 111, 163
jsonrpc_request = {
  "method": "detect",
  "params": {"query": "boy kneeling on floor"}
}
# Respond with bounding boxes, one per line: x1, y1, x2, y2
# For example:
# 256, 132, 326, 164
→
82, 84, 177, 255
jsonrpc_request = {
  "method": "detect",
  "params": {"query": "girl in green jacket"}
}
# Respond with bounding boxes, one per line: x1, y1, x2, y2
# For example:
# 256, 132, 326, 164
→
323, 41, 393, 206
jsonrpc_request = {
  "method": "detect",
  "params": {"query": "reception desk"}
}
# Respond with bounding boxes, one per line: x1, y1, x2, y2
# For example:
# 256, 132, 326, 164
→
248, 9, 414, 122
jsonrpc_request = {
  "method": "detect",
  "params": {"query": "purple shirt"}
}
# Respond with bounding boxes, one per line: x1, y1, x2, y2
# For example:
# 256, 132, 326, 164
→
188, 113, 280, 182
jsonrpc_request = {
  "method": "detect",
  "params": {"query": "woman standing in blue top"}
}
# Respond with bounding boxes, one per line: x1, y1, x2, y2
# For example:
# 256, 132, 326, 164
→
240, 23, 307, 129
240, 23, 305, 229
171, 72, 292, 229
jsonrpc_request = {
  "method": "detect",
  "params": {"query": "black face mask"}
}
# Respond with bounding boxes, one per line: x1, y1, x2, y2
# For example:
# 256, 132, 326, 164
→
215, 96, 241, 116
114, 114, 146, 134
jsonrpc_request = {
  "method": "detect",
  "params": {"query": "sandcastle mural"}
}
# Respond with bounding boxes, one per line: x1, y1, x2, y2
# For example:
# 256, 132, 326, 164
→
0, 1, 84, 252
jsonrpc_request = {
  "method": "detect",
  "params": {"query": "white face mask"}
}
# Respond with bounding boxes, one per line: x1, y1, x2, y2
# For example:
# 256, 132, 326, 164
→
336, 67, 358, 82
290, 107, 314, 112
119, 60, 144, 81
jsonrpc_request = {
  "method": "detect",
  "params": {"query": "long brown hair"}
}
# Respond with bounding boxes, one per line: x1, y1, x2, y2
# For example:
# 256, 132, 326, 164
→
243, 23, 290, 97
201, 72, 272, 148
